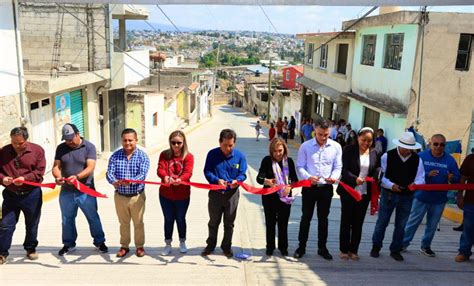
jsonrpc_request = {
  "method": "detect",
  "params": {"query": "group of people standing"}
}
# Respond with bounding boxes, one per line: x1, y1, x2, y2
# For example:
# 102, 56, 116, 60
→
0, 118, 472, 266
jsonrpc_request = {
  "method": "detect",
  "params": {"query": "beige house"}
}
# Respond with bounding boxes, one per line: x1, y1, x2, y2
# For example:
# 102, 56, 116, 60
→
296, 32, 355, 122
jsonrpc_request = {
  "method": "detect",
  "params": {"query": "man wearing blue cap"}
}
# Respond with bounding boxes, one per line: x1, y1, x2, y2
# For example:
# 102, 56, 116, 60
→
52, 123, 108, 256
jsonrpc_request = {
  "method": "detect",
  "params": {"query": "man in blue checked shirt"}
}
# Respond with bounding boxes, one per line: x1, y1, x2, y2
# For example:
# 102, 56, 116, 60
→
106, 128, 150, 258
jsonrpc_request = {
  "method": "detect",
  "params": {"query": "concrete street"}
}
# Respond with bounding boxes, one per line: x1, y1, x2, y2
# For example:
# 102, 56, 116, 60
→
1, 105, 472, 286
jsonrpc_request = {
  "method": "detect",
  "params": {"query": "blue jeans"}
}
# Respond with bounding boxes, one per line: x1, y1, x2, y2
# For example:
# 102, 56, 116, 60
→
459, 203, 474, 257
59, 189, 105, 247
0, 187, 42, 256
403, 198, 445, 249
372, 189, 414, 252
159, 195, 190, 242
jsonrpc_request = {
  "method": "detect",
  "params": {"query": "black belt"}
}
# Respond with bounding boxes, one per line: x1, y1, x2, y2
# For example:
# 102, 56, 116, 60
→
117, 190, 144, 197
7, 189, 32, 196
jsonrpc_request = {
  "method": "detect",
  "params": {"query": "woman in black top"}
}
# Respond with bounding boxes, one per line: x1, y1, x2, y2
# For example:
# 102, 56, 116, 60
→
337, 127, 380, 260
257, 138, 298, 257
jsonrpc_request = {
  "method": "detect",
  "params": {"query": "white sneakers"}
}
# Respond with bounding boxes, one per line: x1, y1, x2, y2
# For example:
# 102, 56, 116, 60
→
161, 244, 172, 256
161, 241, 188, 255
179, 242, 188, 253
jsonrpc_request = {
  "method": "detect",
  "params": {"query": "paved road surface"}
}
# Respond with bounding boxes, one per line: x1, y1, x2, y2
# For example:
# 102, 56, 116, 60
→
1, 105, 472, 285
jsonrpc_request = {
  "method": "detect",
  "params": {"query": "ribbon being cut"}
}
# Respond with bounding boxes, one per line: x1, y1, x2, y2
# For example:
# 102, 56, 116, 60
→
17, 178, 108, 198
15, 178, 474, 202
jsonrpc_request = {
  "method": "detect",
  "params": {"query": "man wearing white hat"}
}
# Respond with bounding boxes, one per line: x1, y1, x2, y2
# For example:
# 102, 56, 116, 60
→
370, 131, 425, 261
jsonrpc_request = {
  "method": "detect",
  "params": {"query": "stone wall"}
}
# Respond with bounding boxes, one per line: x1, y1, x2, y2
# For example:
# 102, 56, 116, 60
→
19, 3, 108, 72
0, 94, 21, 147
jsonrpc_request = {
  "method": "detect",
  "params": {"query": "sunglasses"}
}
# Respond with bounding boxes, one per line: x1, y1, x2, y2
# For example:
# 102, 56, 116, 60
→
171, 141, 183, 146
432, 142, 446, 147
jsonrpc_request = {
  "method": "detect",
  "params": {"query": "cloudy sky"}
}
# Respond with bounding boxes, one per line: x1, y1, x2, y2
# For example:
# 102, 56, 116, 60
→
146, 5, 473, 34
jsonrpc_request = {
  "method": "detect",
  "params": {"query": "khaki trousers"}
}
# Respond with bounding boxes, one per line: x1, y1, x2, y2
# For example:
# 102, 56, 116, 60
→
114, 192, 146, 248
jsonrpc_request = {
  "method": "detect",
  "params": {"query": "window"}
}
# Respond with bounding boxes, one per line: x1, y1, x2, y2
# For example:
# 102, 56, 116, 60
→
384, 33, 404, 70
363, 107, 380, 131
314, 94, 324, 115
456, 34, 473, 71
286, 70, 290, 81
320, 44, 328, 69
336, 44, 349, 74
307, 43, 314, 64
361, 35, 377, 66
153, 112, 158, 126
260, 92, 268, 102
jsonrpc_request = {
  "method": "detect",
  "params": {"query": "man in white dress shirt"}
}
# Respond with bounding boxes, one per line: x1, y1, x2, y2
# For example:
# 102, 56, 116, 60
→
294, 118, 342, 260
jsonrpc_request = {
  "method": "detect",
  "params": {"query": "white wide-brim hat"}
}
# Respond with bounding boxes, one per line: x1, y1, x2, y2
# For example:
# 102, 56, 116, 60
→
392, 131, 422, 150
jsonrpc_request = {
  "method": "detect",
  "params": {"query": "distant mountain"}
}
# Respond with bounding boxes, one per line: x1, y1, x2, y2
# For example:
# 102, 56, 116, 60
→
112, 21, 197, 32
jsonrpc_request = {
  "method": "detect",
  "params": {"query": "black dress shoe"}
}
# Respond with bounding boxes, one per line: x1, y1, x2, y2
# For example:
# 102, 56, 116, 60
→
370, 246, 381, 258
390, 252, 404, 261
223, 249, 234, 258
318, 248, 333, 260
280, 249, 288, 256
201, 248, 213, 256
266, 249, 274, 256
453, 224, 463, 232
293, 248, 305, 259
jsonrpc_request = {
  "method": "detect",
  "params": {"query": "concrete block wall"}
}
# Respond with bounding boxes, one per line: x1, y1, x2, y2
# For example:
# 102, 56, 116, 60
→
0, 94, 21, 146
19, 3, 108, 71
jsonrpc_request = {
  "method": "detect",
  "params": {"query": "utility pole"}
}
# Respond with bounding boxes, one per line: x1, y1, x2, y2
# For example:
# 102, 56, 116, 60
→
416, 6, 428, 127
266, 56, 272, 124
210, 43, 220, 117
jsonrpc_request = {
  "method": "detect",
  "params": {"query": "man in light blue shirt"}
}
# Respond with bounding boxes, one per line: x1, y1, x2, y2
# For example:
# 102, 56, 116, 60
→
294, 118, 342, 260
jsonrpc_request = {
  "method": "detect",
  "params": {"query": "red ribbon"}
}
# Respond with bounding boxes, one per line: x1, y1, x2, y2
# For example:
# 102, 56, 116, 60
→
18, 180, 57, 189
337, 181, 363, 202
365, 177, 380, 215
409, 183, 474, 191
17, 178, 107, 198
64, 177, 108, 198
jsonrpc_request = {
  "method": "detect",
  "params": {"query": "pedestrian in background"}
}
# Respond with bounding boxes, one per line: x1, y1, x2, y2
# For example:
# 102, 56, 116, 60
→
255, 121, 262, 141
288, 116, 296, 140
157, 130, 194, 255
269, 122, 276, 141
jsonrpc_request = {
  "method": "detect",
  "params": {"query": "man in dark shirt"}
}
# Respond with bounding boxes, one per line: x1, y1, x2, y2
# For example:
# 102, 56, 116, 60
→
201, 129, 247, 258
52, 123, 108, 256
0, 127, 45, 264
455, 153, 474, 262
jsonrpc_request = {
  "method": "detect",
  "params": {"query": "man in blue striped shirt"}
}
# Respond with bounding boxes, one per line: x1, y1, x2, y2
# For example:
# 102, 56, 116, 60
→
106, 128, 150, 258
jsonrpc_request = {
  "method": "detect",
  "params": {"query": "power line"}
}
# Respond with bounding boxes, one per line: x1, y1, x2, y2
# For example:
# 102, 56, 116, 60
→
306, 6, 378, 61
259, 5, 279, 35
155, 3, 182, 33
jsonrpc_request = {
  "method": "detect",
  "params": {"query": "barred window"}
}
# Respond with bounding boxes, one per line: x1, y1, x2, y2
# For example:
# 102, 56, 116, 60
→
361, 35, 376, 66
320, 44, 328, 69
307, 43, 314, 64
384, 33, 404, 70
455, 34, 472, 71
